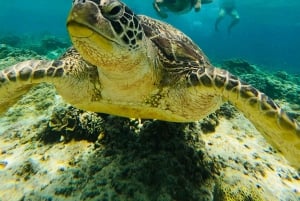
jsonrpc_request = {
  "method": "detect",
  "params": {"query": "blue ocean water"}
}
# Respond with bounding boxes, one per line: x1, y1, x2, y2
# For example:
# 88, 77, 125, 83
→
1, 0, 300, 73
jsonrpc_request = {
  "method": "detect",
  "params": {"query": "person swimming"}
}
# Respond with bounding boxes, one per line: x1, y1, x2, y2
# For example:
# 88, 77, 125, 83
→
215, 0, 240, 33
153, 0, 213, 18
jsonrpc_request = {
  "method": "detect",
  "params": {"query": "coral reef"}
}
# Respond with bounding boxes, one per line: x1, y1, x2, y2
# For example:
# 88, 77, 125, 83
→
0, 34, 70, 62
221, 59, 300, 106
213, 180, 264, 201
29, 36, 70, 57
36, 117, 218, 201
0, 35, 22, 47
0, 83, 299, 200
42, 105, 104, 143
199, 103, 237, 133
0, 46, 299, 200
0, 44, 45, 69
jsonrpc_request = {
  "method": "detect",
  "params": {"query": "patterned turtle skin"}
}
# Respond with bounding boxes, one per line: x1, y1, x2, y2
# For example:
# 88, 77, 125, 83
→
0, 0, 299, 169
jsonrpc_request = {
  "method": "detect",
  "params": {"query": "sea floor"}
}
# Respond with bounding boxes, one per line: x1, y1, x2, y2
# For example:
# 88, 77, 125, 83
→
0, 36, 299, 201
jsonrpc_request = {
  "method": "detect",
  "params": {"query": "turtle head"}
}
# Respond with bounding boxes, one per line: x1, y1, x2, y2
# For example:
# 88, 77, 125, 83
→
67, 0, 147, 75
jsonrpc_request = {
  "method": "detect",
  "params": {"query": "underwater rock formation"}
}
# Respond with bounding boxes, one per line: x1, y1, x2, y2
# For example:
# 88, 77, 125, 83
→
0, 52, 299, 200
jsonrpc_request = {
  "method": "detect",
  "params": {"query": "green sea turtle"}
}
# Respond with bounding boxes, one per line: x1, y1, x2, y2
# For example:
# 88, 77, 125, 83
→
0, 0, 299, 168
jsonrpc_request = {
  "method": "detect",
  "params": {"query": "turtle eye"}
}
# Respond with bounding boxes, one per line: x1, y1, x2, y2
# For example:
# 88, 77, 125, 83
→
102, 1, 124, 20
109, 5, 122, 15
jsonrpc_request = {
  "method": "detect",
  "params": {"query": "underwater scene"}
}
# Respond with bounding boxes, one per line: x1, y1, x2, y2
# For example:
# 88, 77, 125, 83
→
0, 0, 299, 200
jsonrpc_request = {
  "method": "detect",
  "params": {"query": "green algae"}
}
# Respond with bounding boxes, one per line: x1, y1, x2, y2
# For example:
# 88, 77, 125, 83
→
213, 181, 264, 201
22, 117, 218, 201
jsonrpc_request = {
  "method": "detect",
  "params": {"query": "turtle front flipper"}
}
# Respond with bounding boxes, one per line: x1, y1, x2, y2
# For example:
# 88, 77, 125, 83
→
188, 66, 300, 169
0, 60, 66, 115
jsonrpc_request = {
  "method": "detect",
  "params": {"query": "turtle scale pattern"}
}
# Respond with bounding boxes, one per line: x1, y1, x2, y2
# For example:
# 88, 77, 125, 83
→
0, 0, 299, 169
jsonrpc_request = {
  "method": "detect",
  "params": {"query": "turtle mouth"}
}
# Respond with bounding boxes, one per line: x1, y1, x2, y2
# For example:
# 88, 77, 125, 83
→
67, 21, 94, 38
67, 19, 120, 54
68, 20, 122, 60
67, 20, 115, 43
67, 0, 114, 42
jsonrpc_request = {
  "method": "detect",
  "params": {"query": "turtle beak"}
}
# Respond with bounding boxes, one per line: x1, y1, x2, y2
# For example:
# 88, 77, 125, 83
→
67, 1, 99, 38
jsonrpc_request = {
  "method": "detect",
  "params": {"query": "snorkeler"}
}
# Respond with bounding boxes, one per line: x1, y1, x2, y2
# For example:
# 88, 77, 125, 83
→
153, 0, 213, 18
215, 0, 240, 33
